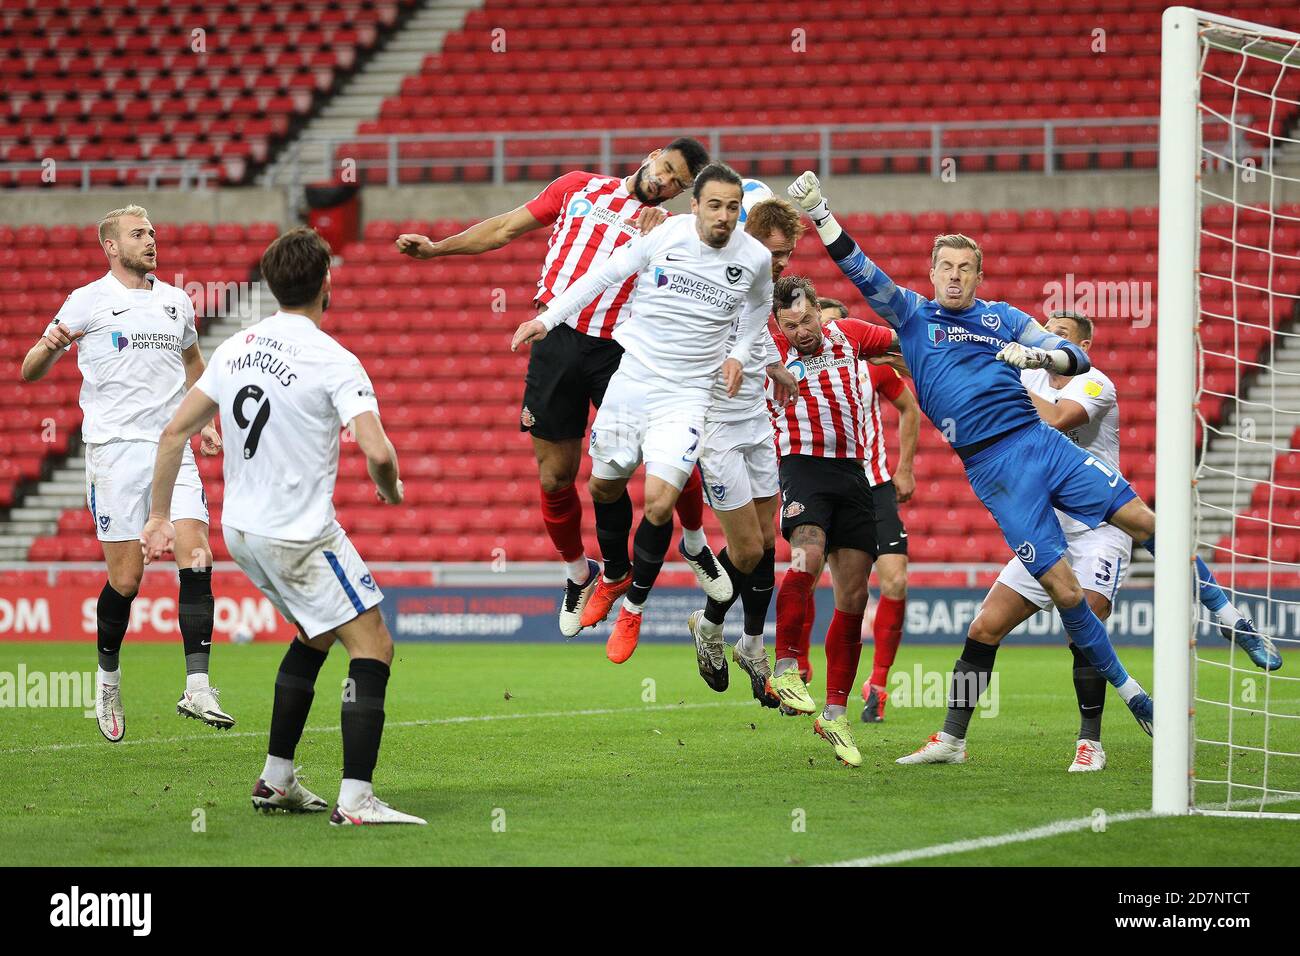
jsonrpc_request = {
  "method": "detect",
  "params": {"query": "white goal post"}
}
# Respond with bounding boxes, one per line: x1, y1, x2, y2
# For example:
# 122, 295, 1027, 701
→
1155, 6, 1300, 818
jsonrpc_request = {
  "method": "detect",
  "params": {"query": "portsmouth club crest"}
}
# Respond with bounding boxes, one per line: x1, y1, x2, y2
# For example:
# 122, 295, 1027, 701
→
1015, 540, 1036, 564
725, 265, 743, 285
164, 304, 178, 321
98, 514, 111, 533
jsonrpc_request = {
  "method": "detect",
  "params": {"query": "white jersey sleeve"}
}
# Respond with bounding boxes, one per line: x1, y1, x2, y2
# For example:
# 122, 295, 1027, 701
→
538, 230, 654, 332
47, 286, 95, 348
728, 265, 774, 364
180, 294, 198, 351
327, 357, 380, 426
1057, 371, 1116, 424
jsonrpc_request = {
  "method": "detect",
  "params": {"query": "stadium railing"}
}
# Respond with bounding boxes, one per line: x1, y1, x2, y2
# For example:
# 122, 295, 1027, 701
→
255, 114, 1268, 191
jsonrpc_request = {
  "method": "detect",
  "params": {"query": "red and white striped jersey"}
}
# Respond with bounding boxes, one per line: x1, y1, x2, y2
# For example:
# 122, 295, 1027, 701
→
768, 318, 895, 460
859, 362, 906, 485
525, 170, 652, 339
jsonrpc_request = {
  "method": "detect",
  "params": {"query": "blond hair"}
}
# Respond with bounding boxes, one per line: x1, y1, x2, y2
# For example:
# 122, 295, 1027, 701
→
931, 233, 982, 272
98, 204, 150, 244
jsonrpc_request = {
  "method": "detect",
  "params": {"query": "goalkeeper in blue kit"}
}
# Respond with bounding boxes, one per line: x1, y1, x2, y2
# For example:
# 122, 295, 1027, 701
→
786, 172, 1281, 760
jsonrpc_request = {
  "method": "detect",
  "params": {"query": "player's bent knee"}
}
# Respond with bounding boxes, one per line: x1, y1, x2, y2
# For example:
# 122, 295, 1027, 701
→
967, 614, 1004, 646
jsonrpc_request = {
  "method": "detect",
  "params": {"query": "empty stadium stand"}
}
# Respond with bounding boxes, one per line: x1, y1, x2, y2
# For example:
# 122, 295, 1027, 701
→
342, 0, 1300, 183
0, 0, 420, 186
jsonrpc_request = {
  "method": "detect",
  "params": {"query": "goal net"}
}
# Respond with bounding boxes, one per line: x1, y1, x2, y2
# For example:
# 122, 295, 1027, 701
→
1156, 6, 1300, 818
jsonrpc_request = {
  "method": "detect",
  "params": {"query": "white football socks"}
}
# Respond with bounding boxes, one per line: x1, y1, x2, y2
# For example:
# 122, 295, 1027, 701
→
773, 657, 798, 676
97, 667, 120, 686
260, 755, 294, 789
735, 632, 765, 659
338, 778, 373, 809
185, 672, 210, 693
681, 527, 706, 555
564, 556, 591, 585
822, 704, 846, 720
1116, 677, 1145, 704
1215, 603, 1241, 627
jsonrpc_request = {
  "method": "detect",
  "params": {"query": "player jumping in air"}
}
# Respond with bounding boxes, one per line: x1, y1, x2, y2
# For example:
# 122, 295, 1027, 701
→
395, 138, 731, 637
790, 296, 920, 723
686, 194, 806, 706
511, 163, 794, 664
20, 204, 231, 742
764, 276, 898, 766
143, 228, 423, 825
788, 171, 1279, 757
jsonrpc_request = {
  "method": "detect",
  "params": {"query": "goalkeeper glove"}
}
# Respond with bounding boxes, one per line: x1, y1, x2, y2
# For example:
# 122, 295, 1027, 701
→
995, 342, 1053, 370
787, 171, 833, 228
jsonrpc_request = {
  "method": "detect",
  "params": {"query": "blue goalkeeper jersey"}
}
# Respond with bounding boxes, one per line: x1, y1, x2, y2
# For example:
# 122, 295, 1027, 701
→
828, 233, 1089, 450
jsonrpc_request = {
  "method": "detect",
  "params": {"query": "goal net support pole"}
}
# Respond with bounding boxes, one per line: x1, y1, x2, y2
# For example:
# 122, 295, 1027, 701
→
1154, 4, 1199, 817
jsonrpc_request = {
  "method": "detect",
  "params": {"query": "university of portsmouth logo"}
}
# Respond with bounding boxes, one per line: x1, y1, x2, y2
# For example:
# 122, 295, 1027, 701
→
981, 313, 1000, 330
1015, 540, 1036, 564
783, 500, 805, 519
725, 265, 743, 285
110, 332, 130, 352
653, 267, 669, 288
928, 324, 947, 345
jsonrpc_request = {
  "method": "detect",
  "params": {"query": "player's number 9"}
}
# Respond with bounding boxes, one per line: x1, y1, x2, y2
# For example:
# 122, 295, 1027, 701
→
233, 384, 272, 460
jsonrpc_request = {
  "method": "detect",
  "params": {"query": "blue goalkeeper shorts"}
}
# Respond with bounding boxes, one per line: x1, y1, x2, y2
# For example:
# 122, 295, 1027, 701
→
963, 420, 1137, 577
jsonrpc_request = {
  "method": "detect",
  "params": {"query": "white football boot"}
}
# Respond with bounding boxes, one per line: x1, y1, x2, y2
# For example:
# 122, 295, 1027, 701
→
558, 559, 600, 638
177, 686, 236, 728
251, 776, 329, 813
96, 678, 125, 742
1068, 739, 1107, 773
330, 793, 427, 826
896, 732, 968, 765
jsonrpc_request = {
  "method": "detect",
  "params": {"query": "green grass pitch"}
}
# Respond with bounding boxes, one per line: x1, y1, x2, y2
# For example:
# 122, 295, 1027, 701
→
1, 640, 1295, 866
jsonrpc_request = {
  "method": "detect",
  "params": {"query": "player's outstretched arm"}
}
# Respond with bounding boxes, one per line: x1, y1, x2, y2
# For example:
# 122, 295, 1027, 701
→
787, 172, 922, 329
396, 205, 544, 260
142, 386, 219, 564
995, 312, 1091, 375
510, 232, 647, 352
352, 411, 403, 505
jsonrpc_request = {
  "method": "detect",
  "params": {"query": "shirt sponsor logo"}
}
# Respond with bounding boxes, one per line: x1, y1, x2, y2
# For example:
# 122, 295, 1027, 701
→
651, 271, 740, 311
928, 323, 1001, 348
243, 334, 303, 357
566, 197, 594, 218
111, 332, 130, 351
785, 359, 807, 381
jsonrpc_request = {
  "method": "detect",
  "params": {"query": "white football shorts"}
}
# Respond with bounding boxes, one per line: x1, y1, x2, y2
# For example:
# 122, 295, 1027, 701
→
588, 359, 711, 490
86, 439, 208, 542
699, 413, 780, 512
224, 522, 383, 638
996, 522, 1133, 610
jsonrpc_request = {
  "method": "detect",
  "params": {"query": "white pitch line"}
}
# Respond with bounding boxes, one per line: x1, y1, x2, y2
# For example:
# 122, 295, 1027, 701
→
825, 789, 1300, 867
822, 809, 1157, 867
2, 700, 753, 756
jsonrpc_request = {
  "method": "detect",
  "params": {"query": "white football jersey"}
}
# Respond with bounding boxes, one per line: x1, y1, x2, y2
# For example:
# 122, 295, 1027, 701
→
194, 311, 379, 542
709, 319, 781, 423
1022, 365, 1120, 535
538, 214, 774, 382
47, 272, 198, 444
